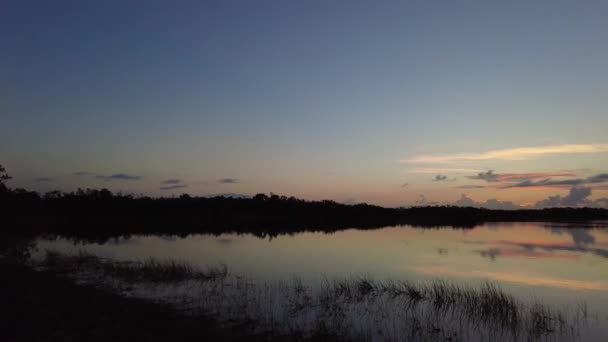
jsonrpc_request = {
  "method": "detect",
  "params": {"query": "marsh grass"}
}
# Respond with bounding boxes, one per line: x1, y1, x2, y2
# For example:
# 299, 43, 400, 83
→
37, 250, 588, 341
40, 249, 227, 283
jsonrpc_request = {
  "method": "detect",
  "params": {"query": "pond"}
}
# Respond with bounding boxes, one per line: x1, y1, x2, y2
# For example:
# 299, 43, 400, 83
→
36, 222, 608, 341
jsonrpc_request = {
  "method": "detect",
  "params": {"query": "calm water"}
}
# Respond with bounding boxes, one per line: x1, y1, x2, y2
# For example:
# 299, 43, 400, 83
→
37, 222, 608, 339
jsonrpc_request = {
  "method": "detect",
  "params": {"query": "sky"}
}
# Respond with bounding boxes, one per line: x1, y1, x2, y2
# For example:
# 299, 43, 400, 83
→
2, 0, 608, 207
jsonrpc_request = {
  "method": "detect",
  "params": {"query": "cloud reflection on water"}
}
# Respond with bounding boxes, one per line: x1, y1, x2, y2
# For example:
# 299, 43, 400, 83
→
415, 267, 608, 291
547, 227, 595, 246
475, 247, 580, 261
493, 241, 608, 259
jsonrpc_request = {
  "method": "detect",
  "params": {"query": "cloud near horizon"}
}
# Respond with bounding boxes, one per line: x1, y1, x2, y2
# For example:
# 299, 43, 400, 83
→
534, 186, 592, 208
404, 144, 608, 163
218, 178, 238, 184
160, 184, 188, 190
467, 170, 576, 183
503, 173, 608, 189
454, 194, 522, 210
458, 169, 608, 191
162, 179, 182, 185
159, 178, 187, 190
72, 171, 93, 176
453, 186, 607, 209
95, 173, 142, 181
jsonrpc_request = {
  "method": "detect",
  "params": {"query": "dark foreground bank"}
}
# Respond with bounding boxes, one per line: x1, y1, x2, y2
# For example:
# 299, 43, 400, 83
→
0, 262, 338, 342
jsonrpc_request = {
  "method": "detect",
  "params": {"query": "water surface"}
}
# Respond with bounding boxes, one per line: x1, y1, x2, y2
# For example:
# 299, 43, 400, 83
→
37, 222, 608, 339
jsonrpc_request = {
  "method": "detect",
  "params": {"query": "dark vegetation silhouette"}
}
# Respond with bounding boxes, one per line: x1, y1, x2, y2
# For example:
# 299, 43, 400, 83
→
0, 164, 11, 192
1, 163, 607, 242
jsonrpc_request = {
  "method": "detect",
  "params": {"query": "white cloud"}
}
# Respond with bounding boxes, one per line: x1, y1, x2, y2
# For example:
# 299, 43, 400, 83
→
408, 167, 484, 174
403, 144, 608, 164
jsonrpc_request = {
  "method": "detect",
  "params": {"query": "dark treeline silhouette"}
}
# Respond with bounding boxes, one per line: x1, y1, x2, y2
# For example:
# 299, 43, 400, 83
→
2, 184, 608, 241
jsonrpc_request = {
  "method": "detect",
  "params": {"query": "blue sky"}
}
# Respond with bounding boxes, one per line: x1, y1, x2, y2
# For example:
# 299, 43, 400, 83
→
2, 1, 608, 206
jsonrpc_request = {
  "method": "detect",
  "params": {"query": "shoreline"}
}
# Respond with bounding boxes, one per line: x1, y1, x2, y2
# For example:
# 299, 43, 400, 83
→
0, 261, 330, 342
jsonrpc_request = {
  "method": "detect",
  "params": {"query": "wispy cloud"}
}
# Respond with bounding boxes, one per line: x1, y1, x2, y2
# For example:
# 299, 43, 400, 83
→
455, 185, 486, 189
162, 179, 182, 185
218, 178, 238, 184
36, 177, 52, 182
72, 171, 93, 176
96, 173, 142, 181
404, 144, 608, 163
503, 173, 608, 189
160, 184, 188, 190
467, 170, 499, 182
408, 167, 484, 174
159, 178, 187, 190
468, 170, 576, 183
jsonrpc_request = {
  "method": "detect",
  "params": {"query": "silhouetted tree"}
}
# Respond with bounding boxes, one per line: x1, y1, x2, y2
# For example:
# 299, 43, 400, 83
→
253, 193, 268, 201
0, 164, 11, 193
0, 164, 38, 262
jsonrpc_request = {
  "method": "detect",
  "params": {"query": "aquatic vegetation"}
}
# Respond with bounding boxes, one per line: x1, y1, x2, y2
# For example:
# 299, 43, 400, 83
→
40, 250, 227, 283
36, 250, 590, 341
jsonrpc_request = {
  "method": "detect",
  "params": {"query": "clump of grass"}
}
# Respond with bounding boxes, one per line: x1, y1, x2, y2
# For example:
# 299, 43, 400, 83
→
286, 276, 312, 315
528, 302, 556, 337
354, 276, 376, 298
476, 282, 519, 328
381, 279, 426, 304
41, 250, 61, 269
40, 250, 227, 283
314, 276, 557, 335
41, 249, 98, 273
102, 259, 196, 283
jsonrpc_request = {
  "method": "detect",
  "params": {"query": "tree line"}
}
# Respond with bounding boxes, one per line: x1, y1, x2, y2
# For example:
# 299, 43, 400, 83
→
1, 164, 607, 241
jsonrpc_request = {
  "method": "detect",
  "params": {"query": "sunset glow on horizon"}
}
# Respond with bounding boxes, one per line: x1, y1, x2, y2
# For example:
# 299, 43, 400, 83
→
2, 1, 608, 207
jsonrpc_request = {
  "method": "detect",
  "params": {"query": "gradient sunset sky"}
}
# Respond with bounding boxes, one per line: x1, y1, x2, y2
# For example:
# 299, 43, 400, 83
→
2, 1, 608, 207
